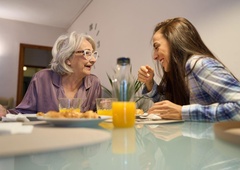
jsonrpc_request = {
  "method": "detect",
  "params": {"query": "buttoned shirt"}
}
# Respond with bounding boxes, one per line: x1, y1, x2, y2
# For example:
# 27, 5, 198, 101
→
142, 55, 240, 122
10, 69, 102, 114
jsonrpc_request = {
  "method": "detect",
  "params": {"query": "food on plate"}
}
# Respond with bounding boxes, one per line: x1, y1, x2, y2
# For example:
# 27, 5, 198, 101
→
84, 110, 99, 118
37, 110, 99, 119
136, 109, 144, 115
59, 108, 81, 113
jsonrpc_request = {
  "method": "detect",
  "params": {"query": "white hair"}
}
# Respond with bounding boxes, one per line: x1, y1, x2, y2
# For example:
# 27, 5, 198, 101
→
50, 31, 96, 75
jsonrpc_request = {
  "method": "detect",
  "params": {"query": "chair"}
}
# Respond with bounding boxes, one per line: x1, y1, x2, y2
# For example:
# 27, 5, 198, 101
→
0, 97, 14, 109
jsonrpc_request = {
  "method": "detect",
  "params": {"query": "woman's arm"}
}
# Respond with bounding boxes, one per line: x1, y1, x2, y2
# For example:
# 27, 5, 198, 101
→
0, 105, 7, 117
183, 57, 240, 121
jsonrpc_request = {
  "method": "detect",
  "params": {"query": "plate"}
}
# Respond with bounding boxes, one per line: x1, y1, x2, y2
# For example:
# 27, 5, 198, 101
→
136, 112, 148, 118
105, 118, 184, 124
37, 116, 111, 127
0, 127, 111, 157
24, 114, 38, 121
214, 121, 240, 145
136, 119, 184, 124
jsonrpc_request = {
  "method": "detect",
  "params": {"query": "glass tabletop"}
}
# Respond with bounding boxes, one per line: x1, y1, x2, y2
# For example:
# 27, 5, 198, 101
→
0, 121, 240, 170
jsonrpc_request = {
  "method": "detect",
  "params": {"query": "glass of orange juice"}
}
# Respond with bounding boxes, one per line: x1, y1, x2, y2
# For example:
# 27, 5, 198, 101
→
58, 98, 81, 113
96, 98, 117, 116
112, 101, 136, 128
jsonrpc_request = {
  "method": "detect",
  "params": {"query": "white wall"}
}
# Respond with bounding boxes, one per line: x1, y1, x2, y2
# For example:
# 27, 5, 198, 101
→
0, 18, 65, 105
68, 0, 240, 90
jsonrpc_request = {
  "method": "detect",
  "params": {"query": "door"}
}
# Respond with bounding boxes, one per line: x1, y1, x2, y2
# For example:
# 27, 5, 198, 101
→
17, 44, 52, 105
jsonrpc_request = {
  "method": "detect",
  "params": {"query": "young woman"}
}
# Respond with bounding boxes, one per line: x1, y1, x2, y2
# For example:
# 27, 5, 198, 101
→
138, 17, 240, 122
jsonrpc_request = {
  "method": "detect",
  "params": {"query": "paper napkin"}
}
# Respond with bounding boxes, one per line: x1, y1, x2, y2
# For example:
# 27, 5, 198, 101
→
146, 114, 162, 120
2, 113, 30, 122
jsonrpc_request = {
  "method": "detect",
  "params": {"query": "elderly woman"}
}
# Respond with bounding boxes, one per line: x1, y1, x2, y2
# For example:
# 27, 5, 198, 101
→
0, 31, 101, 116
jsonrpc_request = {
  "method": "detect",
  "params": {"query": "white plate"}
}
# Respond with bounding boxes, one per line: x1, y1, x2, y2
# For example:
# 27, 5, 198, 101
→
37, 116, 111, 127
105, 118, 183, 124
136, 112, 148, 117
24, 114, 37, 117
24, 114, 38, 121
136, 119, 184, 124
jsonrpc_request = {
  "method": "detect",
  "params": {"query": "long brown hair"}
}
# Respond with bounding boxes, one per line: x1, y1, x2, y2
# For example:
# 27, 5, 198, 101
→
154, 17, 216, 105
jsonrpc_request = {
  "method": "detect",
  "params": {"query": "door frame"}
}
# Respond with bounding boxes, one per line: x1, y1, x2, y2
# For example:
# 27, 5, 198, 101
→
16, 43, 52, 105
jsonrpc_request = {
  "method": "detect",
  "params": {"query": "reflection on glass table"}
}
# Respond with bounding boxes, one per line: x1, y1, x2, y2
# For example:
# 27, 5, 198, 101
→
0, 122, 240, 170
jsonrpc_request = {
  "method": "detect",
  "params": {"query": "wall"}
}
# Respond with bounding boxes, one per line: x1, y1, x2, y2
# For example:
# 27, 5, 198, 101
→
68, 0, 240, 90
1, 0, 239, 106
0, 18, 65, 106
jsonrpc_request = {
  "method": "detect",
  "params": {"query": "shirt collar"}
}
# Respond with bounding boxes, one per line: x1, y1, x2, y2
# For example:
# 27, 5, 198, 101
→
52, 71, 92, 90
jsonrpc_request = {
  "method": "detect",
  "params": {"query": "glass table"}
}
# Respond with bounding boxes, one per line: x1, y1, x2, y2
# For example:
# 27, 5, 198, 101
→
0, 121, 240, 170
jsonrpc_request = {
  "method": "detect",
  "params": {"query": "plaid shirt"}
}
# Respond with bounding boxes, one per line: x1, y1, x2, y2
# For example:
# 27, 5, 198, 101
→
143, 55, 240, 122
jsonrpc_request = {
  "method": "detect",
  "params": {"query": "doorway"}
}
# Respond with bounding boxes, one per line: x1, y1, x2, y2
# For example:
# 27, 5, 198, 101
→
17, 44, 52, 105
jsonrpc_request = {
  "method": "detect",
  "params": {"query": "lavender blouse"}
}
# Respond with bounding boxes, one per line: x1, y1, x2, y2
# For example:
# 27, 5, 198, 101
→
10, 69, 102, 114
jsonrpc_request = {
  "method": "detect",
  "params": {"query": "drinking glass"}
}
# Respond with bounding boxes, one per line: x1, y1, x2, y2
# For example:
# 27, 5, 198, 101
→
58, 98, 81, 113
112, 101, 136, 128
96, 98, 117, 116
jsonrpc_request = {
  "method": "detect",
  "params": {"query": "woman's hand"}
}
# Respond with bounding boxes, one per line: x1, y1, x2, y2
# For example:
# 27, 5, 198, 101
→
0, 104, 7, 117
148, 100, 182, 120
138, 65, 154, 92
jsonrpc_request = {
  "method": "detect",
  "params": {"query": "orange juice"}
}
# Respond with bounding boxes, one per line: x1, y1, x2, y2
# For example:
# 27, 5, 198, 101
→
97, 109, 112, 116
112, 101, 136, 128
58, 98, 81, 113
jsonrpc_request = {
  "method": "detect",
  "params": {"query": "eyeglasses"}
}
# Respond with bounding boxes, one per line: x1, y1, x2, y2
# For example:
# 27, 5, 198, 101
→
74, 50, 98, 60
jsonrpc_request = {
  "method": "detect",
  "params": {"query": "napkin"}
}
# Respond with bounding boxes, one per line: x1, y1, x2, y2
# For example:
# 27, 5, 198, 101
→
0, 122, 33, 134
2, 113, 30, 122
146, 114, 162, 120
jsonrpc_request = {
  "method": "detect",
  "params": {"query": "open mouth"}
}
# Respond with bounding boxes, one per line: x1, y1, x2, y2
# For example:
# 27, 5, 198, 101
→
84, 64, 92, 69
160, 58, 164, 65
